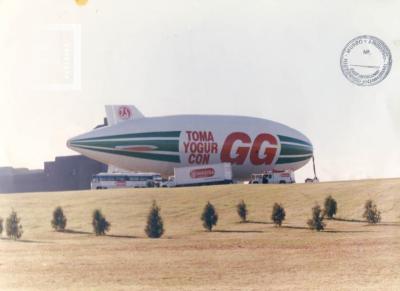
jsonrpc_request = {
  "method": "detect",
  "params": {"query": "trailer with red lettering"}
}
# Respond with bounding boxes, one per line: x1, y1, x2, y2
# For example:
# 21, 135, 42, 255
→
163, 163, 233, 187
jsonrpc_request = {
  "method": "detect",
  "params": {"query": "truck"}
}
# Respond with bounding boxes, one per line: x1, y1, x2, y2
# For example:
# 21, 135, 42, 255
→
249, 170, 295, 184
161, 163, 233, 187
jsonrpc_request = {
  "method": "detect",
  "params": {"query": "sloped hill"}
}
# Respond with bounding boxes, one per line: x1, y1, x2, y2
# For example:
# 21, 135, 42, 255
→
0, 178, 399, 290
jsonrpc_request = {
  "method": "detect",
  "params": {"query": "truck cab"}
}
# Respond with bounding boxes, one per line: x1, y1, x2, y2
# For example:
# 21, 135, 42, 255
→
160, 176, 176, 188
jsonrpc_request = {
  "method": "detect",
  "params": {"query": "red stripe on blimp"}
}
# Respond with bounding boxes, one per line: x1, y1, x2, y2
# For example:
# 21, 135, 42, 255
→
122, 146, 156, 152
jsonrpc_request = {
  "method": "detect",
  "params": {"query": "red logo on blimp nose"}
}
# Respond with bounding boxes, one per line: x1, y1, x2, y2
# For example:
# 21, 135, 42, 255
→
118, 106, 132, 120
190, 168, 215, 179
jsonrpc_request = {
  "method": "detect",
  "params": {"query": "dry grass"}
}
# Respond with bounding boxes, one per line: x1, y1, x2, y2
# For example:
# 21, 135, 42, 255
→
0, 178, 399, 290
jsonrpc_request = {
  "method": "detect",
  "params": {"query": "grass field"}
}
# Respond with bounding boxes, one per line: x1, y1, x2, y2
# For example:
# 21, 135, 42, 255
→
0, 178, 399, 290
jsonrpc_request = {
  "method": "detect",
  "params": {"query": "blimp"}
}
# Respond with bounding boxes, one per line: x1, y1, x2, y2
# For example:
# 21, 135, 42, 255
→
67, 105, 313, 179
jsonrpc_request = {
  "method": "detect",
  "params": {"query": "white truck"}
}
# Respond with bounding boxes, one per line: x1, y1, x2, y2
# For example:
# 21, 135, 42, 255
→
161, 163, 233, 187
249, 170, 295, 184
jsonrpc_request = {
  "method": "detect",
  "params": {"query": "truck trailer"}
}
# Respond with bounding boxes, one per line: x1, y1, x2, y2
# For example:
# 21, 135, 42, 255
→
162, 163, 233, 187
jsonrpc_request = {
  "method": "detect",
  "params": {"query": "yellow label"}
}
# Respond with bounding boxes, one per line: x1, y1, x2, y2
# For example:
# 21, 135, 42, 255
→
75, 0, 88, 6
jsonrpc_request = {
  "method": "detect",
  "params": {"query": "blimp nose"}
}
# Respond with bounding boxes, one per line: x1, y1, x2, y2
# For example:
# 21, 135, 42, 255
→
66, 136, 81, 151
67, 124, 114, 154
66, 131, 93, 151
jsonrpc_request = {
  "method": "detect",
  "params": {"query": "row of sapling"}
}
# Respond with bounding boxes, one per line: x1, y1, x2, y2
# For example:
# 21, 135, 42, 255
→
50, 201, 164, 238
307, 196, 382, 231
3, 195, 382, 241
51, 207, 113, 236
230, 195, 379, 233
201, 200, 287, 232
49, 196, 383, 237
305, 195, 337, 232
0, 210, 23, 240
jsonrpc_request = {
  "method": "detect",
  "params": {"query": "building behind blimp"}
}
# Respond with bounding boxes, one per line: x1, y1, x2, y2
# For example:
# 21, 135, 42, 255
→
0, 155, 107, 193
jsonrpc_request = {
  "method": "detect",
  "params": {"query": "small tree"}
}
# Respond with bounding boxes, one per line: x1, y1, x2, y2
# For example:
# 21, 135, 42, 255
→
6, 210, 23, 240
92, 209, 110, 235
307, 204, 325, 231
324, 195, 337, 219
236, 200, 248, 222
363, 200, 381, 224
271, 203, 286, 227
201, 201, 218, 231
145, 200, 164, 238
0, 217, 3, 236
51, 206, 67, 231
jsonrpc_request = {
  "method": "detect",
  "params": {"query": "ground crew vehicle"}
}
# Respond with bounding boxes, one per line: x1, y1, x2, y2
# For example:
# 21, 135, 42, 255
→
249, 171, 295, 184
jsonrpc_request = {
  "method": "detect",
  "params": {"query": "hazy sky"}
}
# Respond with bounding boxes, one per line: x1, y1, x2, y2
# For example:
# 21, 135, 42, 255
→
0, 0, 399, 182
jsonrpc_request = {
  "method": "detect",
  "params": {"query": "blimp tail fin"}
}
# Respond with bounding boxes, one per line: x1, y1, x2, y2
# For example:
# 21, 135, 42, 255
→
105, 105, 145, 125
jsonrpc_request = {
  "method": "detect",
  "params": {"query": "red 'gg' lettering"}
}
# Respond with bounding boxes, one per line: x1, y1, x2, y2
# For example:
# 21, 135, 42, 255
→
220, 132, 278, 165
220, 132, 251, 165
250, 134, 277, 165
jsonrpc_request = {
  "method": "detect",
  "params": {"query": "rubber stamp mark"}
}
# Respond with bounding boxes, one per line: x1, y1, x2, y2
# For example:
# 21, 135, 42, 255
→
340, 35, 392, 86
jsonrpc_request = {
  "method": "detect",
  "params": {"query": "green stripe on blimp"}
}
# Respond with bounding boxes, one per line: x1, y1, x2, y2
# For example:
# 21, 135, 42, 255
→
71, 139, 179, 152
74, 145, 180, 163
278, 135, 312, 146
280, 144, 313, 156
276, 156, 312, 164
74, 131, 181, 142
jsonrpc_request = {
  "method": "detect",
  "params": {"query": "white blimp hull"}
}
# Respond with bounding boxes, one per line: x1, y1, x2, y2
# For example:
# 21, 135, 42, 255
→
67, 109, 313, 179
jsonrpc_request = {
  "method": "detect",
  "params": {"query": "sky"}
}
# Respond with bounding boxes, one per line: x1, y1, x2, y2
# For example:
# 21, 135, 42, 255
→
0, 0, 399, 182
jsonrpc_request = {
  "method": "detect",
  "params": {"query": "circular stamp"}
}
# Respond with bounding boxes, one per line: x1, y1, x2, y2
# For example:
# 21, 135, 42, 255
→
340, 35, 392, 86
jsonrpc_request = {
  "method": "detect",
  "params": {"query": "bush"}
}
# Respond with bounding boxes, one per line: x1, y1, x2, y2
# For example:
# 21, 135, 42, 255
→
145, 200, 164, 238
236, 200, 248, 222
307, 204, 325, 231
92, 209, 110, 235
323, 195, 337, 219
6, 210, 23, 240
201, 201, 218, 231
363, 200, 381, 224
51, 206, 67, 231
0, 217, 3, 235
271, 203, 286, 227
